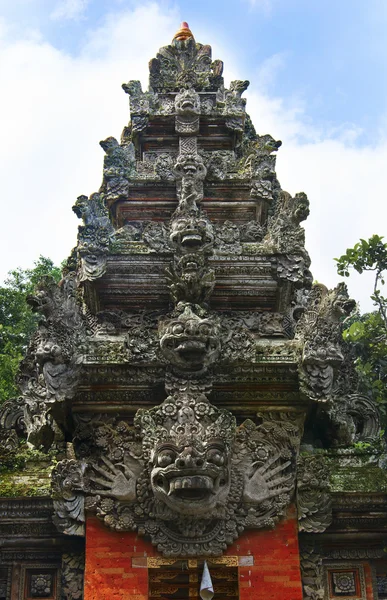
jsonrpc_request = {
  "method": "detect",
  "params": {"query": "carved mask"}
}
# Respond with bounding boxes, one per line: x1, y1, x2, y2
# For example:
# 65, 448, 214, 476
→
170, 214, 214, 252
174, 153, 207, 181
175, 88, 200, 116
151, 438, 230, 516
159, 305, 220, 371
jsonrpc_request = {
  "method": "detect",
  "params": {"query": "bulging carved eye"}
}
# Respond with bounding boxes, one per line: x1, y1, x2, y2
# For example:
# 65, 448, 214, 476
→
206, 449, 225, 466
172, 324, 184, 335
157, 451, 175, 467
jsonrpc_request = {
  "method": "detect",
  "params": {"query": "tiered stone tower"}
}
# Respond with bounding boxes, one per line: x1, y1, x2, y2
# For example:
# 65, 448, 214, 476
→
1, 23, 386, 600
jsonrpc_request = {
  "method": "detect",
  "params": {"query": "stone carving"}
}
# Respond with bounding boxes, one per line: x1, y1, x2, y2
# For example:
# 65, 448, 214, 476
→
99, 136, 135, 204
175, 87, 200, 134
122, 80, 156, 115
203, 150, 235, 181
297, 283, 356, 401
240, 220, 265, 242
166, 253, 215, 304
100, 136, 135, 179
30, 574, 53, 597
174, 153, 207, 212
148, 28, 223, 93
19, 275, 85, 449
73, 194, 114, 281
0, 428, 19, 458
300, 546, 324, 600
154, 153, 175, 180
0, 396, 25, 434
264, 191, 310, 253
169, 213, 214, 254
54, 401, 298, 556
51, 459, 86, 536
297, 454, 332, 533
61, 552, 85, 600
324, 393, 380, 447
159, 304, 220, 373
214, 221, 241, 255
220, 320, 255, 364
276, 254, 313, 289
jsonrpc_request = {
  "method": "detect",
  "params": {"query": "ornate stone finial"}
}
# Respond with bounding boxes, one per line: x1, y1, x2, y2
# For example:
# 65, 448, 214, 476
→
173, 21, 194, 42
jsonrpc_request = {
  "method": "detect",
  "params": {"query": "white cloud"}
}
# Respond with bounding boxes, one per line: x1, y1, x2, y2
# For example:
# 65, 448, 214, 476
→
50, 0, 89, 21
0, 2, 386, 313
254, 52, 287, 91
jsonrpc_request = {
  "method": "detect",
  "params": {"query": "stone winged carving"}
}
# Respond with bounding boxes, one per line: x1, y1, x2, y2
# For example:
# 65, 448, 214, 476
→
99, 136, 135, 204
18, 275, 85, 449
264, 190, 310, 253
297, 283, 356, 401
73, 193, 114, 281
166, 253, 215, 304
54, 397, 299, 557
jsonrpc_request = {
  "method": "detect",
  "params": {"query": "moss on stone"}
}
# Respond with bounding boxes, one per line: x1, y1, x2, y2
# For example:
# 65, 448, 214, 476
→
330, 465, 387, 493
0, 442, 56, 497
0, 471, 53, 497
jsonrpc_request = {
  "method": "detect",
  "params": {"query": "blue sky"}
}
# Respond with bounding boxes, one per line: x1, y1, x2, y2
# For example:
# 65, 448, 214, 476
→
1, 0, 386, 310
3, 0, 386, 144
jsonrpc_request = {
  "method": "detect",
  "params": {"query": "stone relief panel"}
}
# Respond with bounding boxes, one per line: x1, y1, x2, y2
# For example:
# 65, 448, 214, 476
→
52, 401, 300, 557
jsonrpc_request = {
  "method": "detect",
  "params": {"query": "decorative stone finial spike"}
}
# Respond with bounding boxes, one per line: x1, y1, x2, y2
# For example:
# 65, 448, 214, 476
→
173, 21, 194, 42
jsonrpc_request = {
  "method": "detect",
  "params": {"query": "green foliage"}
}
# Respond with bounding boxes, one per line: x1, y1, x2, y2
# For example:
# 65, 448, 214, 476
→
336, 234, 387, 327
335, 235, 387, 418
0, 256, 61, 403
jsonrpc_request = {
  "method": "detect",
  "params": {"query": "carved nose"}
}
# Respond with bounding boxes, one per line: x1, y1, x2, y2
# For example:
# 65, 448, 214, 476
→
176, 454, 193, 468
176, 454, 204, 468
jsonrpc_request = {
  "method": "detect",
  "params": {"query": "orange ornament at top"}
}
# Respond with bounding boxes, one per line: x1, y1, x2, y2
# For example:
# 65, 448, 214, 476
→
173, 21, 194, 42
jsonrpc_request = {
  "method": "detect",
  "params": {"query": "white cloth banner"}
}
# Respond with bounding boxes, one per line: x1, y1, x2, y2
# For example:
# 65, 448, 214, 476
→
200, 560, 214, 600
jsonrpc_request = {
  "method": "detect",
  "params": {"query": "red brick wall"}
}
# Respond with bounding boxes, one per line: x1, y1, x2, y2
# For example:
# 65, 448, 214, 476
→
84, 506, 302, 600
226, 506, 303, 600
84, 517, 155, 600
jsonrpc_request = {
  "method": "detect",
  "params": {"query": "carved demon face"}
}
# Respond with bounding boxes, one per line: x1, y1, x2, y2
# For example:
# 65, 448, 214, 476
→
36, 340, 63, 366
151, 439, 230, 515
175, 88, 200, 116
293, 192, 310, 224
170, 215, 214, 252
329, 282, 356, 317
174, 153, 206, 181
159, 305, 220, 371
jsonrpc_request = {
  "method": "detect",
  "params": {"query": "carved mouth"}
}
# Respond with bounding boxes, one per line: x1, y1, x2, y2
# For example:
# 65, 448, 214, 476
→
154, 473, 225, 502
183, 165, 197, 176
181, 101, 195, 110
181, 232, 203, 247
176, 340, 207, 363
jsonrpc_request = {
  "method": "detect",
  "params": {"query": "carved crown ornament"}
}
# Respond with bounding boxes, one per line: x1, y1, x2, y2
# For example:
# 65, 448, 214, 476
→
0, 22, 383, 561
